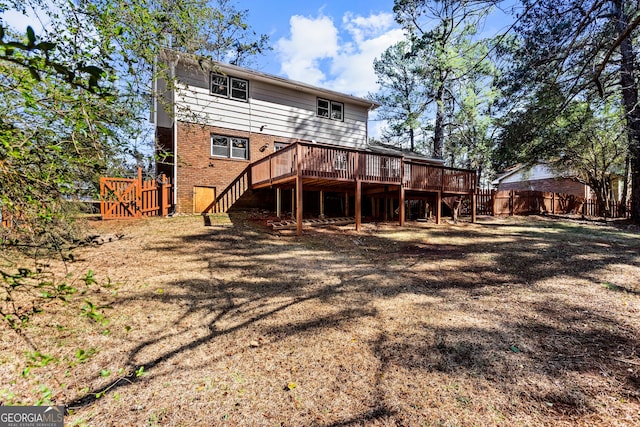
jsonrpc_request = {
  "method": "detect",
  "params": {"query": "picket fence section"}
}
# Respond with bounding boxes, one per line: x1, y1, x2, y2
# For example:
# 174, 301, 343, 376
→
100, 168, 173, 220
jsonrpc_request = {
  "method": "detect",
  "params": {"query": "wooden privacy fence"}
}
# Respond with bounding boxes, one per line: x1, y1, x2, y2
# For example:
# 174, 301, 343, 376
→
473, 189, 631, 218
100, 168, 173, 220
0, 207, 9, 229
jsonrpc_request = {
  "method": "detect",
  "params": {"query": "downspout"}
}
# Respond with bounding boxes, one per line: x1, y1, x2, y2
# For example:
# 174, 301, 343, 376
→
152, 58, 157, 127
172, 61, 178, 208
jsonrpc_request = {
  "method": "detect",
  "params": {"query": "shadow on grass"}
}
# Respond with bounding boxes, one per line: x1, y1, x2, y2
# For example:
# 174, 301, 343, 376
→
66, 213, 640, 423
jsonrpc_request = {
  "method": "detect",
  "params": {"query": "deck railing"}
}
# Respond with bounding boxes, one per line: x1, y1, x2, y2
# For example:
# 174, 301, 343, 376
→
250, 142, 476, 194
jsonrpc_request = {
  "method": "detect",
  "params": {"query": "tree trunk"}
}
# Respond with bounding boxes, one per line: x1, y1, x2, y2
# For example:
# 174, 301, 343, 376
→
409, 127, 415, 151
433, 84, 445, 159
615, 0, 640, 223
591, 179, 611, 217
620, 154, 630, 217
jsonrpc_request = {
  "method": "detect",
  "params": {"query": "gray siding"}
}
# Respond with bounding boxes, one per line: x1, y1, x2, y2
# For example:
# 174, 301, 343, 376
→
173, 64, 370, 149
154, 76, 174, 129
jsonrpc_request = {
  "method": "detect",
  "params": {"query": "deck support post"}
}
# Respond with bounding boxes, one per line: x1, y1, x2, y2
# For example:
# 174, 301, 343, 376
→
399, 186, 405, 226
471, 192, 477, 223
291, 189, 295, 219
345, 192, 349, 216
319, 190, 325, 219
296, 144, 303, 236
383, 187, 388, 221
355, 180, 362, 231
436, 191, 442, 225
400, 157, 405, 226
355, 152, 361, 231
369, 197, 374, 220
276, 188, 282, 218
296, 180, 303, 235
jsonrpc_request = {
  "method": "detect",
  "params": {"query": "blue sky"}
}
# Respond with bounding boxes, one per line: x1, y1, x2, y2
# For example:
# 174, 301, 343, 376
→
1, 1, 515, 98
235, 0, 403, 98
1, 0, 402, 98
234, 1, 514, 94
1, 1, 515, 138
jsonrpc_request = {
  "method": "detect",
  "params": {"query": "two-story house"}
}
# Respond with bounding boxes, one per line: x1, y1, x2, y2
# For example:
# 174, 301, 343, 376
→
154, 50, 477, 234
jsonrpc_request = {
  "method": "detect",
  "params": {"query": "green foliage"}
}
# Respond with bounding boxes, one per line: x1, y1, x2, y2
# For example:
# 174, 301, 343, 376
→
0, 266, 106, 333
33, 384, 54, 406
135, 366, 147, 377
0, 26, 105, 93
499, 0, 639, 220
1, 0, 271, 245
82, 270, 97, 287
0, 25, 131, 244
375, 0, 499, 180
74, 348, 98, 364
1, 263, 107, 393
369, 41, 428, 150
80, 300, 111, 325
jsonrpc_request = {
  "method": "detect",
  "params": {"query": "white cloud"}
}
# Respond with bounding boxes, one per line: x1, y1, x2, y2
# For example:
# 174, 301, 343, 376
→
275, 15, 339, 86
327, 25, 405, 96
276, 11, 405, 98
342, 12, 397, 45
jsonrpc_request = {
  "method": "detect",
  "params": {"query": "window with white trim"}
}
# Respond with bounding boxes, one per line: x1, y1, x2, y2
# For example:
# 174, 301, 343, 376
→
230, 77, 248, 101
317, 98, 344, 121
210, 73, 249, 101
211, 135, 249, 160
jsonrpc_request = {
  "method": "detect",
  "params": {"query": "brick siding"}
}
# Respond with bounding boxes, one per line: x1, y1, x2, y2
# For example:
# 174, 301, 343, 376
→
172, 122, 299, 213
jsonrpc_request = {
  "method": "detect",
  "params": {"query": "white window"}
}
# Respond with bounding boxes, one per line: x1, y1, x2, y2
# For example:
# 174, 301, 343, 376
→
317, 99, 330, 117
330, 101, 343, 120
274, 142, 288, 151
230, 77, 248, 101
210, 74, 228, 97
317, 98, 343, 121
230, 137, 248, 159
210, 73, 248, 101
210, 135, 249, 160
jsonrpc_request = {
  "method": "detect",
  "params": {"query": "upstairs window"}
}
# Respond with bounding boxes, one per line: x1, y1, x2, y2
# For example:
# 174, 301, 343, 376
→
317, 98, 344, 121
210, 73, 228, 97
210, 73, 248, 101
211, 135, 249, 160
230, 77, 248, 101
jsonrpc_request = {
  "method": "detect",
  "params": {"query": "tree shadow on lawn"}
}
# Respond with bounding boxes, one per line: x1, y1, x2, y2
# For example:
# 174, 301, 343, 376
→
372, 306, 639, 416
67, 216, 640, 424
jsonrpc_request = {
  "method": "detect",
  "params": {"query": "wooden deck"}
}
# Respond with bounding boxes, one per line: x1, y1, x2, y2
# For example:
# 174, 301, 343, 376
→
251, 142, 476, 193
250, 141, 477, 235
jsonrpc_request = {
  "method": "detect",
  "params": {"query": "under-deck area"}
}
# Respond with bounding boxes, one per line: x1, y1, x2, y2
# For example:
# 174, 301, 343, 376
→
250, 141, 477, 235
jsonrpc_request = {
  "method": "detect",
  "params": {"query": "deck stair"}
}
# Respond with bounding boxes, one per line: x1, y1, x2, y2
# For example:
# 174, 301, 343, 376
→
268, 216, 355, 230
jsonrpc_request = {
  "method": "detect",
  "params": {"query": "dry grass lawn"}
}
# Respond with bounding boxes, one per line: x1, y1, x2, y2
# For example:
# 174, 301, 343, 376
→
1, 213, 640, 426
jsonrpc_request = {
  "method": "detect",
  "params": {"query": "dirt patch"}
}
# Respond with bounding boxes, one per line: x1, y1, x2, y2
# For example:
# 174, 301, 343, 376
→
1, 213, 639, 426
